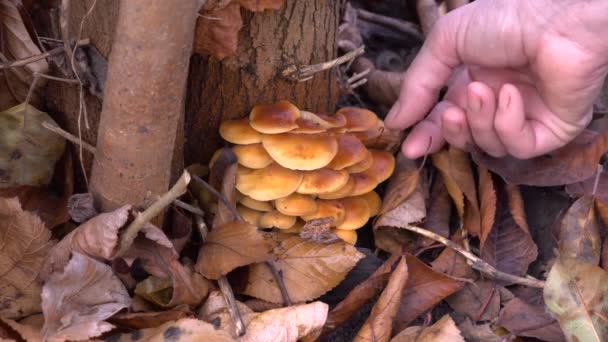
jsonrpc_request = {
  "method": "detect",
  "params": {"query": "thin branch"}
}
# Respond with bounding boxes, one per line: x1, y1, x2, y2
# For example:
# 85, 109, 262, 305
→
404, 225, 545, 288
218, 277, 246, 336
42, 120, 96, 153
0, 39, 89, 70
115, 170, 192, 257
282, 46, 365, 82
266, 262, 292, 306
173, 199, 205, 217
192, 175, 243, 221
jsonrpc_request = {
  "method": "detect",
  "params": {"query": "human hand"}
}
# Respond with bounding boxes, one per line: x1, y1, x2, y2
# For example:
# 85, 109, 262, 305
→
384, 0, 608, 159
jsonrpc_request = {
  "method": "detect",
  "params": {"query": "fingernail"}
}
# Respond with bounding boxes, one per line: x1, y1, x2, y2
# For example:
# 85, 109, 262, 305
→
385, 100, 401, 124
500, 89, 511, 111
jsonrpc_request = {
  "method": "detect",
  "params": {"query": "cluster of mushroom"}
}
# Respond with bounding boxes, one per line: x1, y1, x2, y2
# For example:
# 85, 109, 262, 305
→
218, 101, 395, 245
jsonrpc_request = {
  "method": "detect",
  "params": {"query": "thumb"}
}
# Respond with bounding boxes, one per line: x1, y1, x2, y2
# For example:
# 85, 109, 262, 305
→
384, 12, 464, 130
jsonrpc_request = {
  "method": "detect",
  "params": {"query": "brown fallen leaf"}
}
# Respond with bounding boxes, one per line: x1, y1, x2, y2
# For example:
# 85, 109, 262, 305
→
102, 318, 234, 341
110, 305, 192, 329
558, 196, 602, 265
169, 207, 193, 254
199, 290, 257, 337
456, 318, 503, 342
196, 220, 275, 280
0, 315, 43, 342
391, 314, 464, 342
422, 176, 451, 245
354, 257, 408, 342
478, 166, 496, 250
430, 230, 476, 280
396, 255, 464, 331
379, 155, 420, 215
481, 183, 538, 281
194, 3, 243, 59
41, 252, 131, 342
242, 234, 365, 303
497, 297, 564, 342
565, 169, 608, 204
0, 197, 54, 319
472, 129, 608, 186
243, 299, 282, 312
326, 254, 400, 331
446, 280, 499, 322
544, 257, 608, 341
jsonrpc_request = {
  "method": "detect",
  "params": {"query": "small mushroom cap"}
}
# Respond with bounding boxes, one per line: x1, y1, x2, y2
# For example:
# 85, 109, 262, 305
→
238, 192, 273, 211
318, 176, 356, 199
249, 101, 301, 134
351, 118, 384, 143
349, 172, 378, 197
219, 118, 263, 144
296, 168, 349, 195
282, 219, 305, 234
336, 197, 371, 230
356, 191, 381, 217
232, 143, 273, 169
332, 229, 357, 245
301, 199, 346, 227
275, 193, 318, 216
259, 210, 297, 229
236, 163, 303, 201
346, 150, 373, 173
262, 133, 338, 170
326, 134, 369, 170
364, 150, 396, 183
238, 205, 263, 226
292, 111, 347, 134
336, 107, 379, 132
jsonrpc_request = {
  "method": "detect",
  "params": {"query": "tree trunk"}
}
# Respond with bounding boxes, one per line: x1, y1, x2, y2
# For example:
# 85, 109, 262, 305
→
185, 0, 343, 166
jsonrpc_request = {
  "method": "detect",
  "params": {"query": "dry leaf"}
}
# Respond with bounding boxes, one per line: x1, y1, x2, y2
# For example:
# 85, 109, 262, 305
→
243, 234, 365, 303
472, 129, 608, 186
446, 281, 499, 322
194, 3, 243, 59
558, 196, 602, 265
478, 166, 496, 250
380, 155, 420, 215
102, 318, 234, 342
199, 290, 257, 337
326, 254, 400, 331
391, 314, 464, 342
110, 305, 192, 329
431, 230, 475, 279
0, 315, 43, 342
41, 252, 131, 342
169, 207, 193, 254
396, 255, 464, 331
354, 257, 408, 342
565, 169, 608, 204
0, 197, 54, 319
0, 1, 48, 108
481, 183, 537, 280
497, 297, 564, 342
196, 220, 275, 279
238, 0, 285, 11
67, 192, 97, 223
0, 104, 65, 188
422, 176, 451, 244
544, 257, 608, 341
456, 318, 503, 342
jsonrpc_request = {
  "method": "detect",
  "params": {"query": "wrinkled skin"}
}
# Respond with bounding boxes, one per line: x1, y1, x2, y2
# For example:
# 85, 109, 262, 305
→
385, 0, 608, 159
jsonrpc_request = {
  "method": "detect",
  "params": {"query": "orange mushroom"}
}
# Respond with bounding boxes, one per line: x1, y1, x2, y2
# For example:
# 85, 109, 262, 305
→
219, 118, 263, 144
326, 134, 369, 170
236, 163, 303, 201
262, 133, 338, 170
296, 168, 349, 195
275, 193, 318, 216
249, 101, 300, 134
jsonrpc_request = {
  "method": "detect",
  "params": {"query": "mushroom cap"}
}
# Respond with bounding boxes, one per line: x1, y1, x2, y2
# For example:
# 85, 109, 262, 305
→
351, 118, 384, 143
249, 101, 301, 134
363, 150, 396, 183
232, 143, 273, 169
275, 193, 318, 216
282, 219, 305, 234
236, 163, 303, 201
262, 133, 338, 170
333, 229, 357, 245
259, 210, 297, 229
349, 172, 378, 197
336, 197, 371, 230
296, 168, 349, 195
336, 107, 379, 132
292, 111, 347, 134
326, 134, 369, 170
301, 199, 345, 227
219, 118, 263, 144
238, 205, 263, 226
318, 176, 356, 199
346, 150, 373, 173
238, 192, 273, 211
357, 191, 382, 217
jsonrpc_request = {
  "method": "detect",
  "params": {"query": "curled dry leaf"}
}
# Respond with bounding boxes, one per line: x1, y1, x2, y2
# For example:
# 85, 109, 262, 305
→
422, 176, 451, 244
497, 297, 564, 342
0, 104, 65, 188
396, 255, 464, 332
110, 305, 192, 329
326, 254, 400, 331
102, 318, 234, 342
196, 220, 275, 280
472, 129, 608, 186
0, 197, 54, 319
544, 257, 608, 341
558, 196, 602, 265
446, 280, 500, 322
478, 166, 496, 250
354, 257, 408, 342
242, 234, 365, 303
391, 314, 464, 342
41, 252, 131, 342
379, 155, 420, 215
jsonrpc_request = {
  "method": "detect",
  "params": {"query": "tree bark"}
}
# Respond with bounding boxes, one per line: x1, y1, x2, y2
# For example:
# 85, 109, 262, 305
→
89, 0, 201, 211
185, 0, 343, 165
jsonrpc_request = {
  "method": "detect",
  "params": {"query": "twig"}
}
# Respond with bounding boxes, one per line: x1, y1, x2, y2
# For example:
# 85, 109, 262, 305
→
218, 277, 246, 336
282, 46, 364, 82
0, 39, 89, 70
266, 261, 292, 306
347, 68, 370, 91
194, 212, 209, 246
173, 199, 205, 217
404, 225, 545, 288
42, 120, 96, 154
115, 170, 192, 257
192, 175, 243, 221
356, 8, 422, 38
416, 0, 440, 35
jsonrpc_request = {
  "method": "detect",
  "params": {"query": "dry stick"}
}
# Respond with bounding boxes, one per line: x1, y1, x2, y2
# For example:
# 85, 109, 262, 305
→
115, 170, 192, 257
416, 0, 440, 35
404, 225, 545, 288
266, 261, 293, 306
282, 46, 365, 82
173, 199, 206, 217
42, 120, 96, 154
217, 277, 247, 336
356, 8, 422, 37
0, 39, 90, 70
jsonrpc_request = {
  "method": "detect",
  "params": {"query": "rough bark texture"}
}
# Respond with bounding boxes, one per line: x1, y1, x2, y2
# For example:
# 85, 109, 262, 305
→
89, 0, 200, 211
186, 0, 342, 166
